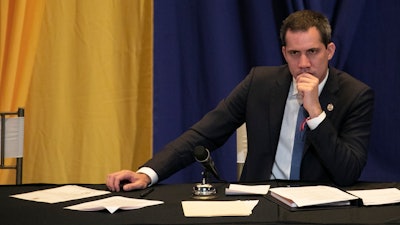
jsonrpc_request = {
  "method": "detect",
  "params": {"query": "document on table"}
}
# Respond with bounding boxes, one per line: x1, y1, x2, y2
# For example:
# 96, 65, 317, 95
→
347, 188, 400, 206
225, 184, 270, 195
65, 196, 164, 214
181, 200, 259, 217
269, 185, 358, 208
10, 185, 110, 203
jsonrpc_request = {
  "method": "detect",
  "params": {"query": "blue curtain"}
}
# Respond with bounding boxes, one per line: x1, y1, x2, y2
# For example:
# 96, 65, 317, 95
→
154, 0, 400, 184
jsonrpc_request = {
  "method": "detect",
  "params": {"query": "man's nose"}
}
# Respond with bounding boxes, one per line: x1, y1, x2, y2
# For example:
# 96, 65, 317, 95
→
298, 54, 311, 68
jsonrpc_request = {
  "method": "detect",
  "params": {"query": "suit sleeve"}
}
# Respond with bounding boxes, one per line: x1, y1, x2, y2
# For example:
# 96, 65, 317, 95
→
142, 71, 253, 182
305, 75, 374, 186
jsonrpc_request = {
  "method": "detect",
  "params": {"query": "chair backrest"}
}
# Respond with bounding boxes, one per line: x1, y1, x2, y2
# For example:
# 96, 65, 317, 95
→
236, 123, 247, 181
0, 108, 24, 185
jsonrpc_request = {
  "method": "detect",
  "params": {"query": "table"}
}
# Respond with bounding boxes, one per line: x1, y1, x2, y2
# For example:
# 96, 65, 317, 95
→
1, 181, 399, 225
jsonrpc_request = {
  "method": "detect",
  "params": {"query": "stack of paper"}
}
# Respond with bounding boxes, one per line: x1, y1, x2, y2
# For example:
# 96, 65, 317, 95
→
269, 185, 358, 208
347, 188, 400, 206
181, 200, 259, 217
225, 184, 270, 195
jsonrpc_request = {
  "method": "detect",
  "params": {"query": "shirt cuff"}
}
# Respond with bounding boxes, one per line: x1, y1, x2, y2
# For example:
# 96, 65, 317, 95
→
306, 111, 326, 130
136, 167, 159, 187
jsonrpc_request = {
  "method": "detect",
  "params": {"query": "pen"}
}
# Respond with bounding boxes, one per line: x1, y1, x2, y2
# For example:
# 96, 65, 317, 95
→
140, 188, 154, 198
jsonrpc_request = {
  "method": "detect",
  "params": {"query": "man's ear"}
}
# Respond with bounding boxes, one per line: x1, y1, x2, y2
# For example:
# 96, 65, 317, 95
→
282, 46, 287, 61
327, 42, 336, 60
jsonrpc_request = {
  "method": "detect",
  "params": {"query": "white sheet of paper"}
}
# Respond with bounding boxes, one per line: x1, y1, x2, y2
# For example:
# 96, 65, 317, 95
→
181, 200, 259, 217
225, 184, 270, 195
270, 185, 358, 207
347, 188, 400, 206
64, 196, 164, 213
10, 185, 110, 203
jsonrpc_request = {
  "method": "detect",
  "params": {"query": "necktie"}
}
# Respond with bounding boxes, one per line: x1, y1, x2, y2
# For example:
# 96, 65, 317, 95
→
290, 105, 307, 180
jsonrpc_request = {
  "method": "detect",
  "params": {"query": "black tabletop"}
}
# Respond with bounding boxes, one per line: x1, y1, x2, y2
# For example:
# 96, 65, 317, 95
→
1, 181, 399, 225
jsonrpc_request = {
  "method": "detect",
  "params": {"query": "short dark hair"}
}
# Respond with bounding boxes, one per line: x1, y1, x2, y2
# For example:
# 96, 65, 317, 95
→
280, 10, 332, 47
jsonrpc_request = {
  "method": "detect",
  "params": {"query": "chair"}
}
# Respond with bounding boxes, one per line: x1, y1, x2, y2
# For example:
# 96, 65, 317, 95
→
0, 108, 24, 184
236, 123, 247, 181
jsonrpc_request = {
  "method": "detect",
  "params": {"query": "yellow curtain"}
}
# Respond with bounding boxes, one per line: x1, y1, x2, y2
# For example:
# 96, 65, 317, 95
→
0, 0, 45, 184
22, 0, 152, 184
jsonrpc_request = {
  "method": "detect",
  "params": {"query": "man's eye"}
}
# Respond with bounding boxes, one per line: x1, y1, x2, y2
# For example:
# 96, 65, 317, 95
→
289, 51, 299, 56
307, 49, 318, 54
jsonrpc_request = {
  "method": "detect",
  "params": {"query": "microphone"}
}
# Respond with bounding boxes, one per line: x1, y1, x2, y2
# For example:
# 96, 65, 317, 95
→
193, 146, 221, 181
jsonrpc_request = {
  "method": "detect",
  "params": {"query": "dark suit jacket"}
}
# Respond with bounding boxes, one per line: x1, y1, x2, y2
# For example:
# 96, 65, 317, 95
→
144, 65, 374, 186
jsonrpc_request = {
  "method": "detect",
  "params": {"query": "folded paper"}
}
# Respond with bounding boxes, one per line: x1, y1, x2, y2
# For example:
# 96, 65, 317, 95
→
65, 196, 164, 213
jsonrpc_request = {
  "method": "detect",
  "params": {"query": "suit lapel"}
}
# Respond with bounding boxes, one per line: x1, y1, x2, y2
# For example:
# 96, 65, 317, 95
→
267, 70, 292, 150
318, 68, 340, 119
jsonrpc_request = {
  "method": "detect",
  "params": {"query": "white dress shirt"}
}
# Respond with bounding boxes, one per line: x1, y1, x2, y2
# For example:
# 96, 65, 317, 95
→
271, 71, 328, 180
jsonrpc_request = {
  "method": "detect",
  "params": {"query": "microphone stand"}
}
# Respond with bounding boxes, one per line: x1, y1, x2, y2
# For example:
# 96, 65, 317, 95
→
192, 170, 217, 199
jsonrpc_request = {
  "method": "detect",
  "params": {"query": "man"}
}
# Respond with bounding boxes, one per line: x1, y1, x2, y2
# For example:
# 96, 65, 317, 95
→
106, 10, 374, 191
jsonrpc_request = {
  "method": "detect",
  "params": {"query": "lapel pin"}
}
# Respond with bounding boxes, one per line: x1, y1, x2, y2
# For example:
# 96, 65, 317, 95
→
327, 103, 334, 112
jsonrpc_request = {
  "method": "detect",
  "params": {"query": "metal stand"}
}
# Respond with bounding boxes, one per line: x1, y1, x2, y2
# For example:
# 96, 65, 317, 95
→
0, 108, 24, 185
192, 170, 217, 199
